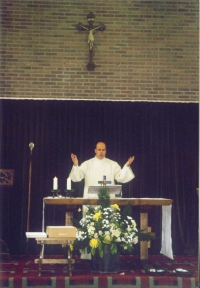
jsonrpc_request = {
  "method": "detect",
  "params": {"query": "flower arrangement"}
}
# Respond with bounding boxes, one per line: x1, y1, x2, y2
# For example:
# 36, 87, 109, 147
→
74, 186, 140, 257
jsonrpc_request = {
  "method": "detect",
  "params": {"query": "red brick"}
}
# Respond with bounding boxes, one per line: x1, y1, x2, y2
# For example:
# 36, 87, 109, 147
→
0, 0, 198, 102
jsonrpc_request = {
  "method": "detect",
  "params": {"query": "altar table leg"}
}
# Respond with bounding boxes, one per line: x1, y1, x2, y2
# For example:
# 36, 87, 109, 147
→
140, 211, 148, 260
65, 212, 73, 226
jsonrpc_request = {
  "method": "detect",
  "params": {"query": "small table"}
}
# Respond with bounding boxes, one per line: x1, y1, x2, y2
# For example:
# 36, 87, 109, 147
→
34, 237, 75, 276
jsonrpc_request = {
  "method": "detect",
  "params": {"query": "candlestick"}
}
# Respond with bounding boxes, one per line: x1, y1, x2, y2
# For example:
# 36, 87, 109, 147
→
53, 177, 58, 190
64, 188, 74, 198
67, 177, 71, 190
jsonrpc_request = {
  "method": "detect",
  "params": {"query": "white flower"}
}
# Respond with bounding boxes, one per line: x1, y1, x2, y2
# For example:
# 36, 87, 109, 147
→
87, 225, 95, 235
102, 219, 109, 224
111, 228, 121, 238
133, 236, 138, 244
83, 206, 89, 213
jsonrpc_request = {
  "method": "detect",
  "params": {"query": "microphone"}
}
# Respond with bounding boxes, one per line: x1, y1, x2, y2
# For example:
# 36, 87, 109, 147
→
29, 142, 34, 153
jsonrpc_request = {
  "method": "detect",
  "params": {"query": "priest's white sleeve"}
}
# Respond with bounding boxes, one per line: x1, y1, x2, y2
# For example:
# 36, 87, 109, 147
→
70, 165, 85, 182
114, 164, 135, 183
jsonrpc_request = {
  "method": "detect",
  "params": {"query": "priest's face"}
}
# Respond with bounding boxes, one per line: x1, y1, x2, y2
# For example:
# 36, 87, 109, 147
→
95, 142, 106, 159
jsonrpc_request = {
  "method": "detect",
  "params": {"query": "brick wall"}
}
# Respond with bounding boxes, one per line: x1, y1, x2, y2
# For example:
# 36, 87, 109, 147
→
1, 0, 199, 102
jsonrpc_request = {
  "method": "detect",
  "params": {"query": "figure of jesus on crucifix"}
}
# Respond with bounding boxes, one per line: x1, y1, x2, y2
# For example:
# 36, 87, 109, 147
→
76, 12, 106, 70
78, 23, 105, 51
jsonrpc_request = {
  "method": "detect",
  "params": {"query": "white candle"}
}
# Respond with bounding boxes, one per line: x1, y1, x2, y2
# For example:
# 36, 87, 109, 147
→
67, 177, 71, 190
53, 177, 58, 190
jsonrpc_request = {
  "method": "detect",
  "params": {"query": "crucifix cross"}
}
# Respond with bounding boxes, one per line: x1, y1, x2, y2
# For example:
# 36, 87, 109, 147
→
76, 12, 106, 71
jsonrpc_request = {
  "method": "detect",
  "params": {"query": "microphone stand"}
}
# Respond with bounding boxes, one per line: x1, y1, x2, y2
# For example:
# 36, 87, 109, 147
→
26, 143, 34, 255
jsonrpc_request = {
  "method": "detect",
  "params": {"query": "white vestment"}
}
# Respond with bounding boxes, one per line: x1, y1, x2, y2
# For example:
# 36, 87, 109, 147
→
70, 156, 135, 259
70, 156, 135, 198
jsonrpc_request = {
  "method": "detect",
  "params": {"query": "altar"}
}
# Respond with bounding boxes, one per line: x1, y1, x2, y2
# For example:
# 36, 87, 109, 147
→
42, 197, 173, 260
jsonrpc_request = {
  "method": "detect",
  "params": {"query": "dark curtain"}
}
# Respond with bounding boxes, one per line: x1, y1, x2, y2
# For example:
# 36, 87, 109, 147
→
0, 100, 198, 256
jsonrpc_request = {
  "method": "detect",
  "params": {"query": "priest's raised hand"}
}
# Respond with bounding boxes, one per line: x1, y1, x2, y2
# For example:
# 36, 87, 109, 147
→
71, 153, 78, 167
126, 156, 135, 167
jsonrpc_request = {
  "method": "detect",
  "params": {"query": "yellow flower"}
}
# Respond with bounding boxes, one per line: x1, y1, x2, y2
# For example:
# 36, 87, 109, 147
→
69, 244, 73, 251
89, 238, 99, 248
93, 211, 101, 221
111, 204, 120, 211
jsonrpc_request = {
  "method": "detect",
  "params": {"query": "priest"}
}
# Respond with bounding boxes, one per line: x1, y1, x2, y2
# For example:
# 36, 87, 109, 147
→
70, 141, 135, 198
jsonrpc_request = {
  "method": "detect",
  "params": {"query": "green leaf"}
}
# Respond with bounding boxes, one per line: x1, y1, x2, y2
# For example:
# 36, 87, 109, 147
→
137, 231, 155, 241
91, 247, 96, 256
98, 187, 110, 208
103, 239, 111, 245
121, 203, 132, 220
98, 246, 103, 258
110, 243, 118, 254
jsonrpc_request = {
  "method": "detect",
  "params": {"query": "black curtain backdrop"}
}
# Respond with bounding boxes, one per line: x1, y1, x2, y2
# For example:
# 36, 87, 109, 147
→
0, 100, 198, 256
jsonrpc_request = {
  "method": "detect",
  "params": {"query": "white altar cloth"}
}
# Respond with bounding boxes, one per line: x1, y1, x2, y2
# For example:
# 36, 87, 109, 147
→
160, 205, 174, 259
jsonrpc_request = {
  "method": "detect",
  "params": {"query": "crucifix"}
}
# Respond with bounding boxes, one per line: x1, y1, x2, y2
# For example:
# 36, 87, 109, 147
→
76, 12, 106, 71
